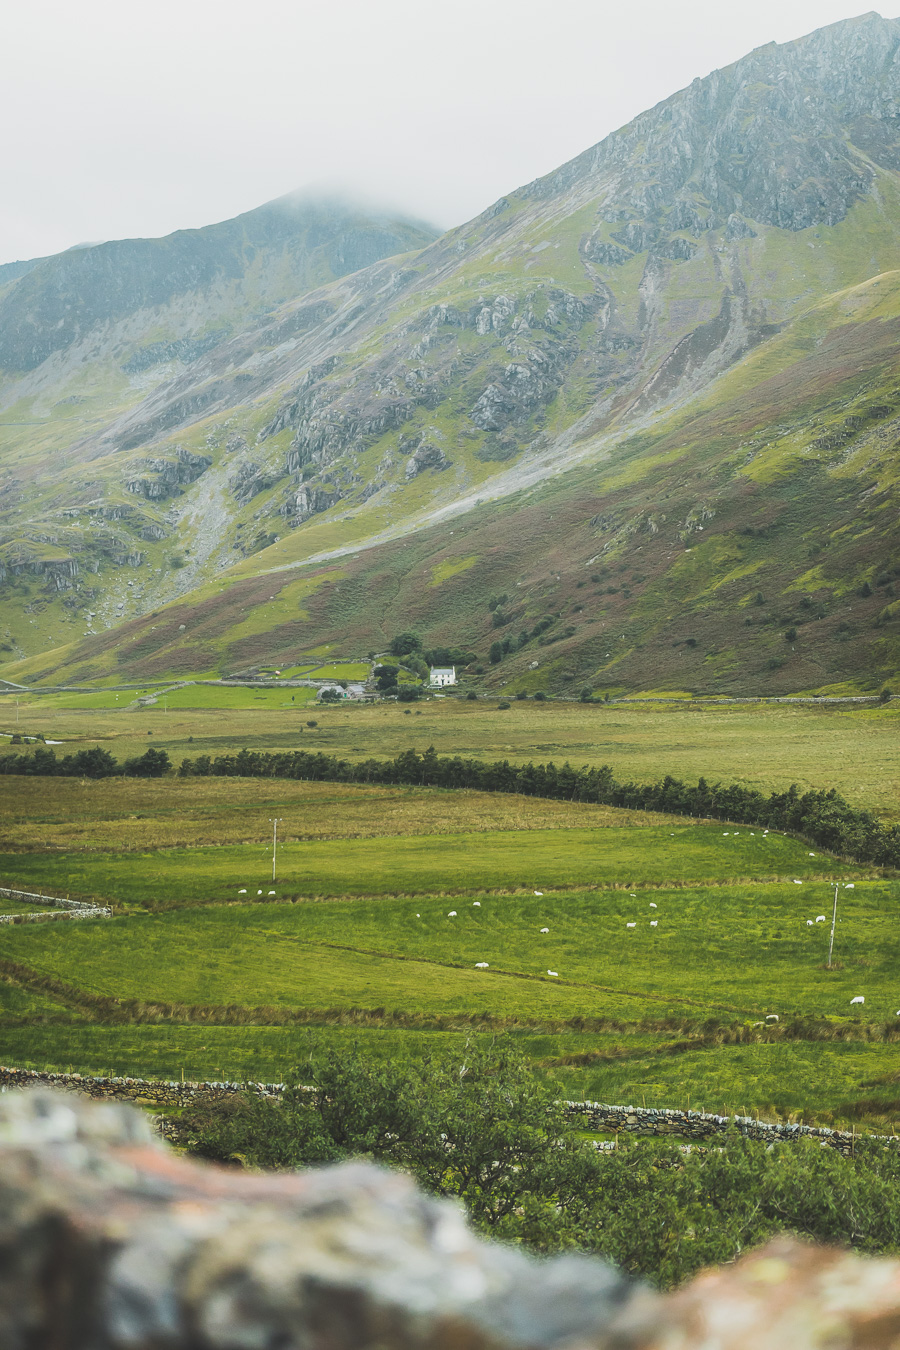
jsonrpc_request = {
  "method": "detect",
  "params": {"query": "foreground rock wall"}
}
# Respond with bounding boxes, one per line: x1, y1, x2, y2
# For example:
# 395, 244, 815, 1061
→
3, 1087, 900, 1349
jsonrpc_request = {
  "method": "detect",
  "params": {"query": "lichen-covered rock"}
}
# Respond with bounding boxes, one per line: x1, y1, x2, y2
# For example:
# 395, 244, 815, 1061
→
0, 1088, 637, 1350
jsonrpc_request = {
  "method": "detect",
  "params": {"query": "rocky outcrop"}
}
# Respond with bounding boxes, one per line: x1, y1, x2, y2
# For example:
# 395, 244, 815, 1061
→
126, 447, 212, 501
404, 438, 451, 478
282, 483, 343, 525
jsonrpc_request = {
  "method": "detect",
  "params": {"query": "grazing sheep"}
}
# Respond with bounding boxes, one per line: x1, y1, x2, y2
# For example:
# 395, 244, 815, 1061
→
473, 901, 481, 907
845, 883, 855, 889
257, 890, 263, 896
547, 970, 559, 977
816, 915, 826, 922
540, 927, 550, 934
766, 1014, 779, 1022
649, 902, 657, 908
416, 913, 420, 918
447, 911, 457, 917
809, 853, 816, 857
238, 889, 247, 894
534, 891, 543, 896
793, 880, 802, 885
626, 922, 636, 928
268, 891, 276, 896
475, 962, 489, 969
650, 920, 658, 927
851, 995, 865, 1005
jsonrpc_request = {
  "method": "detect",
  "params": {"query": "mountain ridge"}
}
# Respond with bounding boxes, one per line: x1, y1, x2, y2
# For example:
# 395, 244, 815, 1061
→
2, 12, 900, 696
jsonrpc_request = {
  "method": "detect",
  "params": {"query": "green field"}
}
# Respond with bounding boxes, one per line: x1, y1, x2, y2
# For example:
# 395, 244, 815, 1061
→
0, 822, 851, 908
3, 696, 898, 820
0, 696, 898, 1131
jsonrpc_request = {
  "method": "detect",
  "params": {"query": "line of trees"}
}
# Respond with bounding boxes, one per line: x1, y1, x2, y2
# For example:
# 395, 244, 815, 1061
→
2, 740, 898, 866
174, 744, 900, 867
0, 746, 170, 778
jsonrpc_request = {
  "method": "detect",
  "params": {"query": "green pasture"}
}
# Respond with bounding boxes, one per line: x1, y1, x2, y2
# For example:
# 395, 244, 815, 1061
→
0, 878, 889, 1023
3, 697, 898, 822
0, 824, 853, 908
156, 685, 318, 710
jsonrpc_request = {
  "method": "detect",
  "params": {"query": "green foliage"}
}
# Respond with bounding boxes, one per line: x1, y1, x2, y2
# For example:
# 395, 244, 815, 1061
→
177, 1036, 900, 1285
489, 642, 503, 664
389, 633, 422, 657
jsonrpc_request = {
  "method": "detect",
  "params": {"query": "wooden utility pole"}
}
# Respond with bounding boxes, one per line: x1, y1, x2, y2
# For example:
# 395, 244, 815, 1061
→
827, 882, 839, 968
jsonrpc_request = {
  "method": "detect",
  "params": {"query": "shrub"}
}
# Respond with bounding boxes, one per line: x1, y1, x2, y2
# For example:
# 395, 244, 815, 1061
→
397, 687, 420, 702
306, 720, 317, 727
498, 700, 511, 709
466, 691, 478, 701
534, 691, 547, 702
784, 627, 798, 642
515, 690, 528, 700
879, 688, 893, 703
389, 632, 422, 656
489, 642, 503, 664
580, 687, 593, 702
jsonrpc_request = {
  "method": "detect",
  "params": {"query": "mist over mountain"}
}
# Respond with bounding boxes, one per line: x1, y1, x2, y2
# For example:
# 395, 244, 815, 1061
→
2, 12, 900, 697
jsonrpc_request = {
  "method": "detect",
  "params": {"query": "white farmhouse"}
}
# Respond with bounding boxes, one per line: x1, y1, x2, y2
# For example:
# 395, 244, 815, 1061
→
429, 666, 456, 687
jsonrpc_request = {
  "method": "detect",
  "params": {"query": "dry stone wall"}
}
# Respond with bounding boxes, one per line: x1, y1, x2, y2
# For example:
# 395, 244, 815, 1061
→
0, 1067, 881, 1154
0, 886, 111, 924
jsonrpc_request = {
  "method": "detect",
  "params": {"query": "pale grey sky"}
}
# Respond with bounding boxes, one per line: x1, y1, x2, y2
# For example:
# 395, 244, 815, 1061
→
1, 1, 884, 262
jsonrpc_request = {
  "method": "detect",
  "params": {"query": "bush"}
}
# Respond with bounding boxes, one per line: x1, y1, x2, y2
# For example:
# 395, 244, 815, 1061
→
389, 633, 422, 657
580, 687, 593, 702
534, 690, 547, 701
515, 690, 528, 700
466, 691, 478, 701
498, 700, 511, 709
122, 747, 171, 777
177, 1037, 900, 1288
879, 688, 893, 703
397, 686, 420, 702
306, 720, 317, 727
784, 627, 798, 642
489, 642, 503, 664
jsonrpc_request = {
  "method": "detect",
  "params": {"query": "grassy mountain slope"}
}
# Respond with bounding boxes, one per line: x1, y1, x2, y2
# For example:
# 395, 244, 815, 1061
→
3, 13, 900, 692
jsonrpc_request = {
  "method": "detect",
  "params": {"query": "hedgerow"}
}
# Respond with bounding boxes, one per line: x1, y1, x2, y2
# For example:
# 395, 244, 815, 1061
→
2, 743, 898, 866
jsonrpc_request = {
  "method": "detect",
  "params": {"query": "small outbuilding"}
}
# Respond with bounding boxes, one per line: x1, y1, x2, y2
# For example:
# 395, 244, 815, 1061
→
429, 666, 456, 687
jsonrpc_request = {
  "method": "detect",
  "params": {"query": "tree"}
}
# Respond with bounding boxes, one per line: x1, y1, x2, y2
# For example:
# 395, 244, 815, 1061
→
389, 632, 422, 657
580, 687, 593, 702
489, 641, 503, 664
179, 1038, 599, 1249
122, 747, 171, 777
319, 688, 343, 703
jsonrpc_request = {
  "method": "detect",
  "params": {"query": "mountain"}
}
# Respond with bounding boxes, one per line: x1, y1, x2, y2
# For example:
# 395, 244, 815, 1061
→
2, 12, 900, 696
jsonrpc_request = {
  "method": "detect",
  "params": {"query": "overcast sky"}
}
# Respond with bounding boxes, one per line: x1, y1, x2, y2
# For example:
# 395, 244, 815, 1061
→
0, 1, 885, 262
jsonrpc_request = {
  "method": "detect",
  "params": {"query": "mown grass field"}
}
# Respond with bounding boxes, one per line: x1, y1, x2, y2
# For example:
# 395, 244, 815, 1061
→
3, 696, 898, 819
0, 697, 897, 1131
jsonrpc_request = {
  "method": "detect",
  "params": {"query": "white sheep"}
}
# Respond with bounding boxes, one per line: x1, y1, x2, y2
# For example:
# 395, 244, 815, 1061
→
807, 919, 813, 926
765, 1014, 779, 1022
650, 920, 658, 927
257, 889, 263, 896
540, 927, 549, 933
547, 970, 559, 977
473, 901, 481, 907
816, 915, 826, 923
268, 890, 276, 896
238, 889, 247, 894
447, 911, 457, 917
649, 902, 657, 908
793, 880, 802, 885
809, 853, 815, 857
850, 995, 865, 1005
475, 962, 489, 969
626, 922, 636, 928
416, 913, 420, 918
534, 890, 543, 896
845, 883, 855, 889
